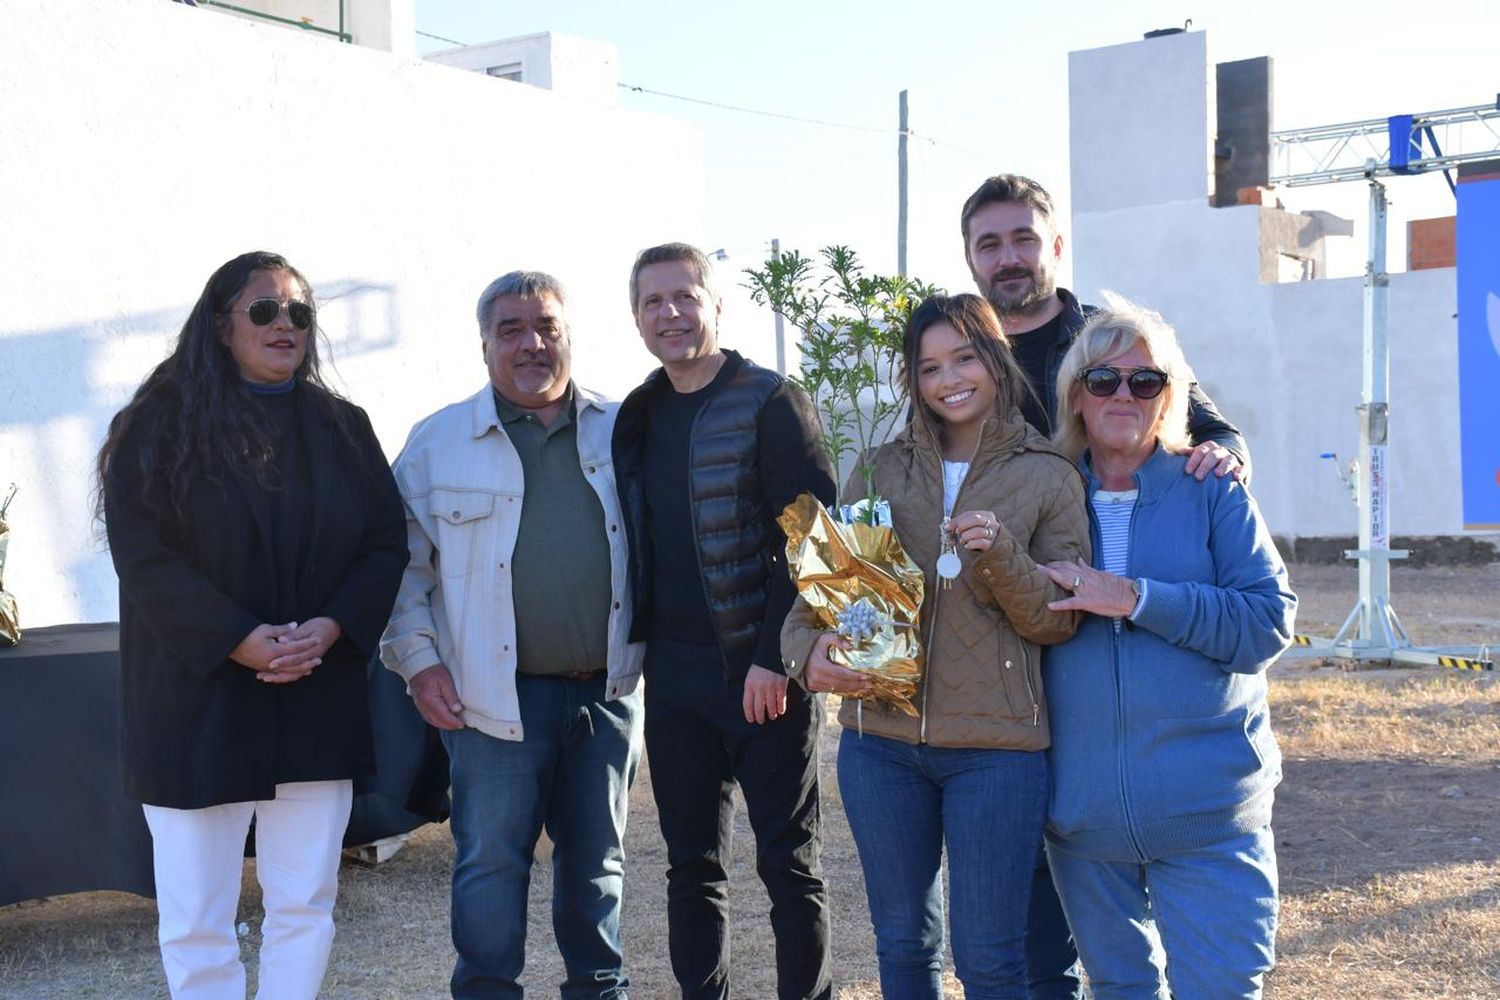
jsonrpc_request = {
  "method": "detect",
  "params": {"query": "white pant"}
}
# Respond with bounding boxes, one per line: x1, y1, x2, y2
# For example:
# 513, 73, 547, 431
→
142, 779, 354, 1000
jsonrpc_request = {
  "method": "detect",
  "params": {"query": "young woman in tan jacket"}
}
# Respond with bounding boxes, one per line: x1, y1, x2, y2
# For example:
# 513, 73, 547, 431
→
782, 293, 1089, 999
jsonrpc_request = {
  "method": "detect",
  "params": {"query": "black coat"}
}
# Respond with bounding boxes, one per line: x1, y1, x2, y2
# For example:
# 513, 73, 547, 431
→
104, 384, 408, 809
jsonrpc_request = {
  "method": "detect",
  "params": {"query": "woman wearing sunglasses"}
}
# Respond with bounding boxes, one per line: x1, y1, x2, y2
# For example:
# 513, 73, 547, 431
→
1038, 294, 1296, 999
783, 293, 1090, 998
96, 251, 408, 998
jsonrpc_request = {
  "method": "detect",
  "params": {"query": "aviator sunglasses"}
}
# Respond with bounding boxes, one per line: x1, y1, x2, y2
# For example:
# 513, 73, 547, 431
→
233, 298, 315, 331
1078, 365, 1169, 400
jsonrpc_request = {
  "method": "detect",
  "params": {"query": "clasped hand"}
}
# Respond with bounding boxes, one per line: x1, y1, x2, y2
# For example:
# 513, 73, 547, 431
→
229, 617, 342, 684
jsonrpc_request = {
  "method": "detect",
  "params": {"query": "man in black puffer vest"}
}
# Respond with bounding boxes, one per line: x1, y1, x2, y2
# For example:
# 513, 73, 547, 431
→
614, 243, 836, 1000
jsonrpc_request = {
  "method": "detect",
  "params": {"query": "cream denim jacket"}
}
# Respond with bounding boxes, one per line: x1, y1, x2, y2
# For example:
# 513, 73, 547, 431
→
379, 384, 643, 742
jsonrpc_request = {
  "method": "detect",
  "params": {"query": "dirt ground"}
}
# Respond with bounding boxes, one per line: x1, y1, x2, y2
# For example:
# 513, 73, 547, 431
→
1, 561, 1497, 998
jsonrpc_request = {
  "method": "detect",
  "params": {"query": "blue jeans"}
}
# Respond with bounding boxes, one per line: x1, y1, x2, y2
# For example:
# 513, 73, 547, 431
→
1046, 825, 1279, 1000
441, 673, 644, 1000
837, 729, 1047, 1000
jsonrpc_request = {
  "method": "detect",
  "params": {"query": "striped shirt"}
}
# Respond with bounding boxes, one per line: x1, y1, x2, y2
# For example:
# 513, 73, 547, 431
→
1091, 488, 1148, 623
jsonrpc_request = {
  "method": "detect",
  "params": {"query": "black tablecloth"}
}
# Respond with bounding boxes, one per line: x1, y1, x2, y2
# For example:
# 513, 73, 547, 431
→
0, 624, 448, 907
0, 624, 155, 905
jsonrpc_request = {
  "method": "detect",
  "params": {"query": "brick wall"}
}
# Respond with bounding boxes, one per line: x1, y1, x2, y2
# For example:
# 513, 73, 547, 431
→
1408, 216, 1456, 270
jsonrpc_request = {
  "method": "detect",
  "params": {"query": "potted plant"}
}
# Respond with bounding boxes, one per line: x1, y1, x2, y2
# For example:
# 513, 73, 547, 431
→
745, 247, 940, 714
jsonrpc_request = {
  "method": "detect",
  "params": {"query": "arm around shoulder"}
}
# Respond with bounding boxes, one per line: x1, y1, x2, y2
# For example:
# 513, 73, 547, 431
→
1185, 382, 1252, 482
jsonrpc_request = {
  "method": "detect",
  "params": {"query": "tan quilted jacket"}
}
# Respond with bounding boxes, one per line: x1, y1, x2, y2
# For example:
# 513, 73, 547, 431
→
782, 412, 1090, 750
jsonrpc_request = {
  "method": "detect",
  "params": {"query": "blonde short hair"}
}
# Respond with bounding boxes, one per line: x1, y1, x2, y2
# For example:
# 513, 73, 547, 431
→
1052, 292, 1195, 461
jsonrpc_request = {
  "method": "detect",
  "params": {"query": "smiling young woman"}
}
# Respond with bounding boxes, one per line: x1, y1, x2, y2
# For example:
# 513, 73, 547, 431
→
782, 293, 1090, 999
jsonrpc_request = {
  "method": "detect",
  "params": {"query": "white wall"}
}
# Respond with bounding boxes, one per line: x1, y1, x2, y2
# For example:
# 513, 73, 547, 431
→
425, 33, 619, 106
1069, 30, 1215, 214
1068, 33, 1471, 543
0, 0, 706, 626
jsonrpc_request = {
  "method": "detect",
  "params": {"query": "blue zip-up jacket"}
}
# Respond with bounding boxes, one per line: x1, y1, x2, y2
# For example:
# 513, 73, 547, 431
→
1044, 446, 1296, 860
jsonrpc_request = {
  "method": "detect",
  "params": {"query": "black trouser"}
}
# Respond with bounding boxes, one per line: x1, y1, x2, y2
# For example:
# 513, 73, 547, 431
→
643, 638, 831, 1000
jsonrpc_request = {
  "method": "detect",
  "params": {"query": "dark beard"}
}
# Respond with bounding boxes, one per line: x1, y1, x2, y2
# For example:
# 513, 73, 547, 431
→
984, 269, 1055, 319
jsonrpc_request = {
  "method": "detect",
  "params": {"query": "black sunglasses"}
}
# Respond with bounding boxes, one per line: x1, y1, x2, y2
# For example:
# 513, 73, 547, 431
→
1079, 365, 1169, 400
235, 298, 314, 331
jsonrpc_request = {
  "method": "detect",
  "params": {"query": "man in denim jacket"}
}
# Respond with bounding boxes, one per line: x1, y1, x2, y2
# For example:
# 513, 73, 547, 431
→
381, 271, 644, 1000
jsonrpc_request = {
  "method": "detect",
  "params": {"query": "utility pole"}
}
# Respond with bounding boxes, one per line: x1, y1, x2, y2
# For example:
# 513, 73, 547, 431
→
897, 90, 908, 276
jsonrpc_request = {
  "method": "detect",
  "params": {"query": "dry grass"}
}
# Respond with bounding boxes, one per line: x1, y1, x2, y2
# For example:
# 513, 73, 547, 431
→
1265, 663, 1500, 999
3, 562, 1498, 998
1272, 671, 1500, 760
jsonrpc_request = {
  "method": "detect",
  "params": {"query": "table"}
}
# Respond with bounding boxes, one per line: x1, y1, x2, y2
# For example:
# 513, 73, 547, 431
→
0, 624, 447, 907
0, 624, 154, 905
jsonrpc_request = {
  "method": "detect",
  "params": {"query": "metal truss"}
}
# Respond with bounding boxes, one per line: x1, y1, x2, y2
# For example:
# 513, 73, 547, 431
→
1270, 100, 1498, 671
1271, 101, 1500, 186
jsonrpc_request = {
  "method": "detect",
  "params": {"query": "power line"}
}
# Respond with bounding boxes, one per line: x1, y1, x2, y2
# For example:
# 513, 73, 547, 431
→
620, 82, 1000, 161
618, 82, 890, 135
416, 28, 467, 46
412, 28, 1000, 161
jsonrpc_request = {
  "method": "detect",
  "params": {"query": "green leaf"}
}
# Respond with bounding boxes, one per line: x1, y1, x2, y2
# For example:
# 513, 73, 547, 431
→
742, 247, 945, 507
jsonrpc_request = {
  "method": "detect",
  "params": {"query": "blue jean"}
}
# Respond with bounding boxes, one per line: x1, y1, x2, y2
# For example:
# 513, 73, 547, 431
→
441, 673, 644, 1000
1046, 825, 1279, 1000
837, 729, 1047, 1000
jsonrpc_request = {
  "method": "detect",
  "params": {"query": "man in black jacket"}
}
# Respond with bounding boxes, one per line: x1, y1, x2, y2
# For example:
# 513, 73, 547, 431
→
960, 174, 1252, 999
613, 243, 836, 1000
962, 173, 1249, 479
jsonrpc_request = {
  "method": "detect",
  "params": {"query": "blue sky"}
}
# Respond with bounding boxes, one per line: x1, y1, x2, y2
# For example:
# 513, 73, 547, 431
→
413, 0, 1497, 298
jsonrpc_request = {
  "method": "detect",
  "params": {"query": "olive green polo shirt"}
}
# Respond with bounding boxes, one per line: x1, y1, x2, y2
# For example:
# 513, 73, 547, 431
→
493, 386, 612, 676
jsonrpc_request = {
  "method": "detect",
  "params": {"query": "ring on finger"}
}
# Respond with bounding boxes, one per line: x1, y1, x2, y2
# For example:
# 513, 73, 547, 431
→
1072, 574, 1082, 589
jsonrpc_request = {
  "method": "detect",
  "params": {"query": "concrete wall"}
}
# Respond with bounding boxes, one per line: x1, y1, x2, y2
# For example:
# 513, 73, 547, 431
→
1069, 31, 1215, 214
1068, 33, 1471, 544
0, 0, 706, 626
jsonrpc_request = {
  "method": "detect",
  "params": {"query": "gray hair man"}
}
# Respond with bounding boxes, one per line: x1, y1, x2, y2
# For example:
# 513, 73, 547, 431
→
381, 271, 643, 998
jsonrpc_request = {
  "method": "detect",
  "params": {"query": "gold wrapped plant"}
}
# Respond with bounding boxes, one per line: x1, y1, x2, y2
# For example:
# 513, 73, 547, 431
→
747, 247, 939, 718
779, 493, 924, 716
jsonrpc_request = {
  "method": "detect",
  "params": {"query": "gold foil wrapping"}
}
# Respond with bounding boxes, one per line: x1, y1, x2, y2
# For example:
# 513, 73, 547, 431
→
779, 492, 924, 716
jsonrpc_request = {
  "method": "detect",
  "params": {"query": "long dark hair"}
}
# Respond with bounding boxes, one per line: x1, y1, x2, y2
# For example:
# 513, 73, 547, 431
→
901, 293, 1035, 445
95, 250, 353, 523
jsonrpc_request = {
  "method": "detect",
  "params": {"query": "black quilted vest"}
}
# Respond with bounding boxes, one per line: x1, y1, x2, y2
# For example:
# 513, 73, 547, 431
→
614, 351, 781, 675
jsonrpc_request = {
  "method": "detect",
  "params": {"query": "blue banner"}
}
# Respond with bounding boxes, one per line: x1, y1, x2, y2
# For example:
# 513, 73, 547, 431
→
1456, 169, 1500, 529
